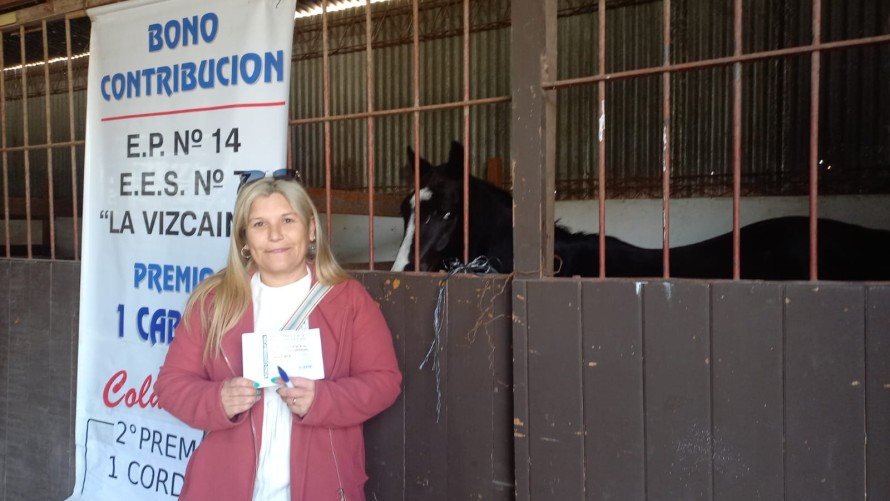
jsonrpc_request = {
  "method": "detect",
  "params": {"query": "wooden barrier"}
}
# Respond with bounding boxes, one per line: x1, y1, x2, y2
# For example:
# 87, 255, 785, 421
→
2, 260, 888, 500
513, 279, 890, 501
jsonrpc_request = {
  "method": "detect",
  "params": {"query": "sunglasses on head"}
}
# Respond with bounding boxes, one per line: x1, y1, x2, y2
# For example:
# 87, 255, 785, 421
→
234, 169, 302, 192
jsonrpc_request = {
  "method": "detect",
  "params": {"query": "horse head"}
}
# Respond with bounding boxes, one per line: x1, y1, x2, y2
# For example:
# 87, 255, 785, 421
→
391, 141, 513, 272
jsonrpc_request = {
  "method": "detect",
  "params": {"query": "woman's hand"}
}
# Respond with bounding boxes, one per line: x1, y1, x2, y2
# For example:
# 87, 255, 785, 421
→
221, 377, 260, 419
278, 377, 316, 417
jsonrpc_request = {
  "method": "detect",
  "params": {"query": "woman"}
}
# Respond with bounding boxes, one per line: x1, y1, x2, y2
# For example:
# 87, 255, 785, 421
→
156, 174, 402, 501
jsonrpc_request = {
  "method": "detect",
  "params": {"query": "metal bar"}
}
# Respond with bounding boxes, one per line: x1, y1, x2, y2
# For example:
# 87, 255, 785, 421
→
1, 32, 9, 258
292, 0, 649, 62
809, 0, 822, 280
365, 0, 376, 269
462, 0, 470, 265
66, 16, 80, 260
293, 15, 510, 63
544, 33, 890, 90
287, 126, 293, 171
20, 25, 32, 258
0, 140, 85, 153
412, 0, 421, 272
289, 95, 510, 125
661, 0, 671, 278
43, 20, 55, 259
322, 0, 333, 244
596, 0, 606, 278
731, 0, 743, 279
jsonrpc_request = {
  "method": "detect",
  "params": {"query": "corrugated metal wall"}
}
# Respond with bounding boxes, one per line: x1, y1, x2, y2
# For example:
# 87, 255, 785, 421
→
290, 0, 511, 193
1, 19, 89, 201
2, 91, 87, 199
287, 0, 889, 198
0, 0, 887, 260
0, 17, 89, 259
1, 0, 886, 201
555, 0, 890, 199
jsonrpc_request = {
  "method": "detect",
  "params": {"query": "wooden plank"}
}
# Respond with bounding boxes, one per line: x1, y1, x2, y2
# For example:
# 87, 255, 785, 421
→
486, 158, 504, 189
446, 275, 513, 500
711, 283, 783, 499
0, 0, 44, 11
307, 188, 403, 217
510, 0, 557, 278
359, 271, 407, 501
526, 280, 584, 499
445, 276, 491, 499
5, 0, 116, 24
866, 285, 890, 498
0, 260, 8, 501
0, 197, 74, 218
643, 281, 712, 501
581, 281, 645, 501
785, 284, 865, 500
512, 280, 531, 501
5, 261, 54, 500
363, 272, 409, 500
399, 273, 449, 500
490, 278, 515, 497
48, 261, 80, 497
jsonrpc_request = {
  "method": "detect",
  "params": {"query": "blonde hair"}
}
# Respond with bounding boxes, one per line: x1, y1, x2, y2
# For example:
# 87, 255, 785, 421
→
183, 177, 351, 361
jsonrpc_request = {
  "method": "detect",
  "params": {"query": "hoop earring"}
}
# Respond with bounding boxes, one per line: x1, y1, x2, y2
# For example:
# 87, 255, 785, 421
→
308, 240, 317, 260
240, 245, 251, 260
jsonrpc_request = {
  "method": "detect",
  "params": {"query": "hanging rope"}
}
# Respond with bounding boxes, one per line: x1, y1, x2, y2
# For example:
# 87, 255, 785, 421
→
419, 256, 499, 422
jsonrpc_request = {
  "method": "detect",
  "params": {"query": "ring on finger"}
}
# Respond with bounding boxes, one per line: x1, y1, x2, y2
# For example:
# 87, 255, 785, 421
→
291, 397, 297, 406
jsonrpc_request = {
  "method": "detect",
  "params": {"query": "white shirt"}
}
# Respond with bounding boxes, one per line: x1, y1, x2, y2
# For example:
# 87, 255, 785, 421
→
250, 271, 311, 501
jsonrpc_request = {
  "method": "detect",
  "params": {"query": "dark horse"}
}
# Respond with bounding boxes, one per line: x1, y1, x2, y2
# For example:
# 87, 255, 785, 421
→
392, 141, 890, 280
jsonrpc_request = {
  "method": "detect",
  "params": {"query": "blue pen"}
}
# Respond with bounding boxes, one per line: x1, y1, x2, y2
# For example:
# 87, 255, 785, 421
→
277, 365, 295, 388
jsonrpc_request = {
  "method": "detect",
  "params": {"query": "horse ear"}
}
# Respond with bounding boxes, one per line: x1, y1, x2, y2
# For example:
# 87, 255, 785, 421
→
447, 141, 464, 165
443, 140, 465, 179
403, 146, 434, 185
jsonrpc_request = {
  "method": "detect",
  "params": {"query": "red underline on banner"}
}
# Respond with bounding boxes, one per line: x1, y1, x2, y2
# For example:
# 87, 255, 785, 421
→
101, 101, 287, 122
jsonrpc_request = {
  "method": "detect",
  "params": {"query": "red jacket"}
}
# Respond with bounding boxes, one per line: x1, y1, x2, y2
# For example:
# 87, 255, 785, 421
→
155, 273, 402, 501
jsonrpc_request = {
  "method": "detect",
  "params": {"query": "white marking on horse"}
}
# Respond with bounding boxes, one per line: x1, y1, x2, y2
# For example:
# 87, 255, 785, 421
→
392, 188, 432, 271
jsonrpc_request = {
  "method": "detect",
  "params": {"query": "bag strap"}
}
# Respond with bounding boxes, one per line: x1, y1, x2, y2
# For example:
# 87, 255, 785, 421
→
281, 282, 333, 331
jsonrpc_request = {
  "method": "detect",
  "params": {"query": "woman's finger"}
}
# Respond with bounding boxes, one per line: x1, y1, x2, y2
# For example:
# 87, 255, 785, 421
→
221, 378, 261, 419
278, 378, 316, 417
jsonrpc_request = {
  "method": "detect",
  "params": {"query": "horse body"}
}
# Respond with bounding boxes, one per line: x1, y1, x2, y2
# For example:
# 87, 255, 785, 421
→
600, 217, 890, 280
393, 141, 890, 280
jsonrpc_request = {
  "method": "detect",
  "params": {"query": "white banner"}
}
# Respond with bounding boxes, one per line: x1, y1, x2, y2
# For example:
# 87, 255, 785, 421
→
70, 0, 295, 499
